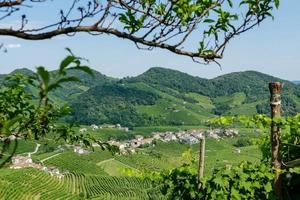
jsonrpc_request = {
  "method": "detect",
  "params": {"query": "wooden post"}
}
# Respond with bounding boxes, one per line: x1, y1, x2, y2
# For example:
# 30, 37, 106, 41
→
198, 137, 205, 190
269, 82, 283, 199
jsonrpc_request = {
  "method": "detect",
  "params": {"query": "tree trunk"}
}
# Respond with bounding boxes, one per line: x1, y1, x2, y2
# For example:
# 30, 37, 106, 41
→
269, 82, 283, 199
198, 137, 205, 190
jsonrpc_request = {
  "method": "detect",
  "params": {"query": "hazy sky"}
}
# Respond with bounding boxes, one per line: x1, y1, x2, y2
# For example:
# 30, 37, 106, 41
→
0, 0, 299, 80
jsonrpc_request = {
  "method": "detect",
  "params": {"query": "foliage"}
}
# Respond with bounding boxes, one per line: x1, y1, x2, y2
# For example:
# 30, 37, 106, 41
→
0, 74, 35, 136
2, 67, 300, 126
0, 49, 110, 166
233, 138, 252, 147
208, 113, 300, 198
151, 153, 275, 200
201, 162, 276, 200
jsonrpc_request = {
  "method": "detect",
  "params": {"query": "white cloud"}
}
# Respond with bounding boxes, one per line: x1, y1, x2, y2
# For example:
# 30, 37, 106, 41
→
5, 44, 21, 49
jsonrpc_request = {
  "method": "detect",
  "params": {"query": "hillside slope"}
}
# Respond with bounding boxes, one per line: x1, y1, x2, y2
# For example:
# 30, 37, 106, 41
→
1, 67, 299, 126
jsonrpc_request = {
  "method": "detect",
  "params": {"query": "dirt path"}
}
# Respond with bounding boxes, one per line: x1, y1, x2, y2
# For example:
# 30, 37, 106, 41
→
97, 158, 138, 171
96, 158, 115, 165
27, 143, 41, 157
40, 153, 62, 163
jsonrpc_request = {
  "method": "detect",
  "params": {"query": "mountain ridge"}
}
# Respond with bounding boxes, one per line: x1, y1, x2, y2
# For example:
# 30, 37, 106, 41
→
1, 67, 299, 126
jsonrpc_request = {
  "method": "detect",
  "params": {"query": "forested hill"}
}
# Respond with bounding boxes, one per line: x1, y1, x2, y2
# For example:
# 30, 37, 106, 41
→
1, 67, 300, 127
293, 81, 300, 85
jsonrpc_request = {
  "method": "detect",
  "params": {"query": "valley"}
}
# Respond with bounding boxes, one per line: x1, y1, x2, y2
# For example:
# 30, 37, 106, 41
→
0, 67, 299, 199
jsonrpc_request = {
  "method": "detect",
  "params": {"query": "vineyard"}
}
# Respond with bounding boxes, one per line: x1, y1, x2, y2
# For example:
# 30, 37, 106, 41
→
0, 168, 164, 200
0, 168, 77, 200
63, 173, 164, 199
41, 150, 113, 175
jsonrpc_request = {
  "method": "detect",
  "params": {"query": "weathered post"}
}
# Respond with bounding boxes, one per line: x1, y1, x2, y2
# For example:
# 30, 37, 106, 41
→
269, 82, 283, 199
198, 137, 205, 190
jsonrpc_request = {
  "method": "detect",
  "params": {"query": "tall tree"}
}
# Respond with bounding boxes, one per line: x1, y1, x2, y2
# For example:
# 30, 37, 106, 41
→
0, 0, 279, 63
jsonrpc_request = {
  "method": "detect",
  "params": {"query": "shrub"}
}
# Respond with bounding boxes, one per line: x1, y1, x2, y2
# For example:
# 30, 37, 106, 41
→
233, 138, 252, 147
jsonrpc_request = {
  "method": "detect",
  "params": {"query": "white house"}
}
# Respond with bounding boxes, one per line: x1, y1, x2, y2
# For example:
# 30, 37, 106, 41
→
90, 124, 99, 130
180, 135, 198, 145
79, 128, 87, 133
135, 135, 144, 141
74, 146, 89, 155
163, 133, 177, 142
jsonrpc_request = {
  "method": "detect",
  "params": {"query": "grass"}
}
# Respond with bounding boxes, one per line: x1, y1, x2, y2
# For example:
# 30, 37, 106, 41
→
97, 159, 137, 176
186, 92, 215, 111
135, 84, 215, 125
213, 92, 246, 106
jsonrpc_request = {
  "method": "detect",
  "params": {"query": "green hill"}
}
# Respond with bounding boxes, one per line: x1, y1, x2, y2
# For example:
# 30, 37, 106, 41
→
1, 67, 300, 126
293, 81, 300, 85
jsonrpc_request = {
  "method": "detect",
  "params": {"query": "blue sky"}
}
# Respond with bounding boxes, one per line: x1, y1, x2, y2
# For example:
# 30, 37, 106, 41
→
0, 0, 299, 80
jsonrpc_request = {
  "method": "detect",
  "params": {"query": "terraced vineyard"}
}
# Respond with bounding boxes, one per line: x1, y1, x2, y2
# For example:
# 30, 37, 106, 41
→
0, 168, 163, 200
42, 150, 113, 175
0, 168, 78, 200
63, 173, 164, 199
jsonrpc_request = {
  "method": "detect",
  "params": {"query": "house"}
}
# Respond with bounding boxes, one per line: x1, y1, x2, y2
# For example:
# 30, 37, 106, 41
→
189, 130, 204, 139
43, 166, 64, 178
175, 131, 185, 138
92, 143, 100, 147
135, 135, 144, 141
152, 132, 161, 140
130, 139, 141, 148
10, 155, 42, 169
74, 146, 89, 155
90, 124, 99, 130
163, 133, 177, 142
119, 143, 129, 151
141, 138, 154, 146
79, 128, 87, 133
9, 135, 17, 141
11, 155, 32, 166
0, 135, 6, 141
180, 134, 198, 145
206, 130, 221, 140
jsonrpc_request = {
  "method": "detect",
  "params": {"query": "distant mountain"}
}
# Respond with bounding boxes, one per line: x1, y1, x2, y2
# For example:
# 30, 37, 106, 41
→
51, 69, 115, 102
293, 81, 300, 85
1, 67, 300, 126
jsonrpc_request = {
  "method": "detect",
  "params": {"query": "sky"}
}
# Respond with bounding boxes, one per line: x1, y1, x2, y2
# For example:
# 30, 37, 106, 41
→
0, 0, 299, 81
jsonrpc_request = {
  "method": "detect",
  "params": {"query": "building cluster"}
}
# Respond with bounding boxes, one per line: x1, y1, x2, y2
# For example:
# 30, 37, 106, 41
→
73, 146, 89, 155
206, 128, 239, 139
0, 134, 18, 141
107, 128, 239, 154
10, 155, 64, 178
79, 124, 129, 133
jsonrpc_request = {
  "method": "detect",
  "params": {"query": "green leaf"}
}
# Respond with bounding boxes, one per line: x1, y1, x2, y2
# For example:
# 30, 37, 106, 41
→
68, 66, 94, 77
203, 19, 215, 23
59, 55, 76, 75
36, 66, 50, 87
274, 0, 280, 9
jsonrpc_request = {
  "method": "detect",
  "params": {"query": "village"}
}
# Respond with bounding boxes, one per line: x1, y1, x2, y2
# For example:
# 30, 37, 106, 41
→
7, 124, 239, 177
102, 125, 239, 155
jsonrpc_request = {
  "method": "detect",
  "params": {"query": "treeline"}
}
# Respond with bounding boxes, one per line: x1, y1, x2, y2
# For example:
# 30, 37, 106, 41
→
69, 84, 163, 127
2, 67, 300, 126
